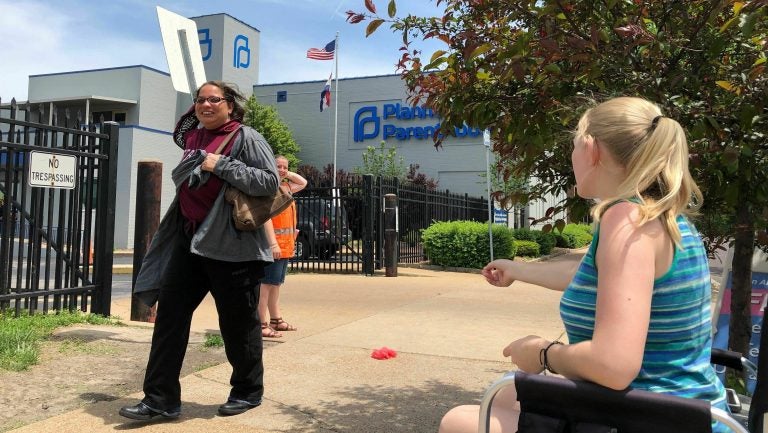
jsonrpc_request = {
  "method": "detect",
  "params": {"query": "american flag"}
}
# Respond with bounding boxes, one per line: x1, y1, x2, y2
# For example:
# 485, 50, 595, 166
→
307, 40, 335, 60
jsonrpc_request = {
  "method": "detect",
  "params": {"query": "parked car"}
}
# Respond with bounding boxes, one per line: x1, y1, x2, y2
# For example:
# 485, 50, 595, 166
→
294, 198, 352, 259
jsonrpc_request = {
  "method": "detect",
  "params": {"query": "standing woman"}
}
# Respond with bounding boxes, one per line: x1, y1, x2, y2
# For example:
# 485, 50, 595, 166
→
119, 81, 279, 421
439, 96, 729, 432
260, 155, 307, 338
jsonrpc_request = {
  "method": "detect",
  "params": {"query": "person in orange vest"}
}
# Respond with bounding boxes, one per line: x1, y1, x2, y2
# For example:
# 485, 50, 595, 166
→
260, 155, 307, 338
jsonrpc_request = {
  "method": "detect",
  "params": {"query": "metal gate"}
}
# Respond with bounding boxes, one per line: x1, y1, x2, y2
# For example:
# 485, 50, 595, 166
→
0, 99, 119, 316
289, 174, 376, 275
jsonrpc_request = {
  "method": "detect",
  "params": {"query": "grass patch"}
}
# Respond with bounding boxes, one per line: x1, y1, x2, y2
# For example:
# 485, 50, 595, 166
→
57, 338, 120, 356
0, 311, 119, 371
203, 333, 224, 348
193, 361, 221, 372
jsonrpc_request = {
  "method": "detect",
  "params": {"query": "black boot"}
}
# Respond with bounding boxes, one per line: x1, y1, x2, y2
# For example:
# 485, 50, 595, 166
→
119, 402, 180, 421
217, 398, 262, 416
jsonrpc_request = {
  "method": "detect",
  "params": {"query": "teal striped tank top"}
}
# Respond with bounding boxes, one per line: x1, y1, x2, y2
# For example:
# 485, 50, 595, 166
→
560, 214, 729, 431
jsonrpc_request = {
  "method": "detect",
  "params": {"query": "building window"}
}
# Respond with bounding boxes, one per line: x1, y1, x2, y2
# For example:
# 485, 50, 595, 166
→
114, 112, 127, 126
91, 111, 113, 124
277, 91, 287, 102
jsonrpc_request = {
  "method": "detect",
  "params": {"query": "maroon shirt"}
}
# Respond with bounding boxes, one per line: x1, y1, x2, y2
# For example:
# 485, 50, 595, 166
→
178, 120, 241, 227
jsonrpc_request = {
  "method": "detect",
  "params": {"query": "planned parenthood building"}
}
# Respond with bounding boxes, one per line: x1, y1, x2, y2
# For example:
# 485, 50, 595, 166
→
2, 12, 557, 249
252, 75, 490, 198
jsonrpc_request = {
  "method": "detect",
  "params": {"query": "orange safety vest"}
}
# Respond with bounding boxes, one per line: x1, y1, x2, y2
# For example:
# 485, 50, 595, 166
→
271, 200, 297, 257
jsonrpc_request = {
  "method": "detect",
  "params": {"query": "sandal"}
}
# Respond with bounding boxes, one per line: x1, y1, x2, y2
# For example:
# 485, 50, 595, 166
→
262, 322, 282, 338
270, 317, 297, 332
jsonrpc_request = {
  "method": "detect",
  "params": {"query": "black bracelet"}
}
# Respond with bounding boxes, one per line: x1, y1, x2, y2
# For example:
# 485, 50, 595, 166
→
542, 340, 563, 374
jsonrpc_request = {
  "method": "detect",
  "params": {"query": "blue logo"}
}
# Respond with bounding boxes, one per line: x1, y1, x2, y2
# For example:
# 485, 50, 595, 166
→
353, 106, 379, 142
353, 103, 481, 142
198, 29, 212, 61
233, 35, 250, 68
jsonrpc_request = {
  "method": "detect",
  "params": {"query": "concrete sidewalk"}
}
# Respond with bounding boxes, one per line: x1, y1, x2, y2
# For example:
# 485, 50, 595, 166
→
12, 255, 580, 433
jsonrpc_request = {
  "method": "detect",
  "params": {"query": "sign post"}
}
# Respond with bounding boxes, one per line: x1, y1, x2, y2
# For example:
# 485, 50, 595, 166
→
483, 129, 493, 261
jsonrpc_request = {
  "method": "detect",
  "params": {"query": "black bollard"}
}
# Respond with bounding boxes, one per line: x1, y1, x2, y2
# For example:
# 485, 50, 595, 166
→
384, 194, 398, 277
131, 160, 162, 322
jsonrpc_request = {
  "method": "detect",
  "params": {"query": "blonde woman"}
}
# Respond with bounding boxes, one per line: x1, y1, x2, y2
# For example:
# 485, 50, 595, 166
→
439, 97, 729, 433
259, 155, 307, 338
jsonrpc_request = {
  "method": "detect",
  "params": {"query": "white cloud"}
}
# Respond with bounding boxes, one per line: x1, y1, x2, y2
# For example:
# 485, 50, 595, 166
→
0, 0, 446, 100
0, 0, 168, 100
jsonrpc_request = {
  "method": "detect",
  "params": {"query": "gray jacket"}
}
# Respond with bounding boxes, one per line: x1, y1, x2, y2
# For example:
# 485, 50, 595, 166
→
134, 126, 279, 305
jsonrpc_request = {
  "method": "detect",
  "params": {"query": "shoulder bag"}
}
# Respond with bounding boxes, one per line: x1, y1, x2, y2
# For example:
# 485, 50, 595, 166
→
212, 127, 294, 231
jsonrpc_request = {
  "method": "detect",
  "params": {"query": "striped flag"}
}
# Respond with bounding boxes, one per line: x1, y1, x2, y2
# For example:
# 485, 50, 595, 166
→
320, 74, 332, 111
307, 40, 335, 60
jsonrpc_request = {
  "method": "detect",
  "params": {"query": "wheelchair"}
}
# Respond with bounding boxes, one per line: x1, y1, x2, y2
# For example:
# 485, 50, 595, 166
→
478, 307, 765, 433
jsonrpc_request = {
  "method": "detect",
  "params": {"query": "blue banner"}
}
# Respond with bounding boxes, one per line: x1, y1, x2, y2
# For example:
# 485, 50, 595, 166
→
712, 270, 767, 393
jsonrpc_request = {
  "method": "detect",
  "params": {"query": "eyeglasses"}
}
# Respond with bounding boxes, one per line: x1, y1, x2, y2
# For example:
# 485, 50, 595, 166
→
194, 96, 229, 104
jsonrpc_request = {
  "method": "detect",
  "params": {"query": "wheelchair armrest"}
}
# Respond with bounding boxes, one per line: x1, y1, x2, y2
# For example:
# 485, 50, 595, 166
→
712, 348, 748, 371
479, 371, 749, 433
712, 348, 759, 378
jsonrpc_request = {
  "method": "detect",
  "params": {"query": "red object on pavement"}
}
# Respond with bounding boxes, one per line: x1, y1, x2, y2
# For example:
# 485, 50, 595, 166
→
371, 346, 398, 360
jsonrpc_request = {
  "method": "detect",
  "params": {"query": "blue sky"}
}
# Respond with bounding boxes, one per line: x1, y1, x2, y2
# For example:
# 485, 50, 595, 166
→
0, 0, 444, 101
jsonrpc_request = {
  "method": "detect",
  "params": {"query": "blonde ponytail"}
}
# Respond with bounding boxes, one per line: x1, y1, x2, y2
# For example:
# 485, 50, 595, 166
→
579, 97, 702, 245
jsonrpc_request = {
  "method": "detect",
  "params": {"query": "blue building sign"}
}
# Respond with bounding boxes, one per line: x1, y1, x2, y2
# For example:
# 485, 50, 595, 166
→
198, 29, 212, 61
353, 103, 482, 142
233, 34, 250, 68
493, 209, 508, 224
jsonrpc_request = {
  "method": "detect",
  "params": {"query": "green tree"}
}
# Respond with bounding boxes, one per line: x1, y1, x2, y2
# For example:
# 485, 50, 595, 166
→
354, 141, 406, 178
349, 0, 768, 355
243, 96, 301, 168
489, 153, 528, 211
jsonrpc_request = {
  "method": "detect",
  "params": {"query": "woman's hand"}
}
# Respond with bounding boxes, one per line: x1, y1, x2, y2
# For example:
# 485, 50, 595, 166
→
201, 153, 221, 172
270, 244, 281, 260
503, 335, 547, 374
482, 259, 518, 287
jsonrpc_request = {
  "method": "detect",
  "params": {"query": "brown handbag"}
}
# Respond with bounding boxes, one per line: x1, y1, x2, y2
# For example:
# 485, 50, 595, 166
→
212, 127, 294, 231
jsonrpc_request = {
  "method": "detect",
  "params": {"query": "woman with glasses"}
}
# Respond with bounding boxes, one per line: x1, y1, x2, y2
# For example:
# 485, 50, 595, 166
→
120, 80, 279, 421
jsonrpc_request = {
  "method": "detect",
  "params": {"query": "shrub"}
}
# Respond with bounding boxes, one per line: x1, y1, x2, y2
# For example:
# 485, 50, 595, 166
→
514, 240, 540, 257
511, 228, 535, 241
562, 223, 593, 248
533, 230, 557, 255
511, 228, 556, 256
422, 221, 515, 269
554, 231, 577, 248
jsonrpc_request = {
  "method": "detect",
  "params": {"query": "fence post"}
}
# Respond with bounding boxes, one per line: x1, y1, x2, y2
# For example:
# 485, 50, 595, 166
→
362, 174, 375, 275
91, 122, 119, 316
131, 160, 162, 322
384, 194, 398, 277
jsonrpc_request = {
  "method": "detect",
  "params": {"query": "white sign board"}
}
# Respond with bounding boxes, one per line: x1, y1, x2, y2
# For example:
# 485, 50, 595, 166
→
29, 151, 76, 189
156, 6, 206, 95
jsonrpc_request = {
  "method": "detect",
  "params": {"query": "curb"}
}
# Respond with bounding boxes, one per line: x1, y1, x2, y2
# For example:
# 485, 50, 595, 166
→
110, 248, 585, 276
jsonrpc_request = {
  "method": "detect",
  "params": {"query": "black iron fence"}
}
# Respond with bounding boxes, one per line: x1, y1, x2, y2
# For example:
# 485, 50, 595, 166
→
0, 99, 118, 316
377, 177, 489, 264
290, 172, 489, 273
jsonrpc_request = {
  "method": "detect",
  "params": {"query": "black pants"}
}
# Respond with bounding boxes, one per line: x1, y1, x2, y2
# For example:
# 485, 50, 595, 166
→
141, 227, 265, 411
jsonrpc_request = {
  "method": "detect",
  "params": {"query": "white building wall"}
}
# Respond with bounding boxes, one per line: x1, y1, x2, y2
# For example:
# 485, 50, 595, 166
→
117, 70, 183, 249
193, 14, 260, 96
29, 67, 143, 102
253, 75, 489, 197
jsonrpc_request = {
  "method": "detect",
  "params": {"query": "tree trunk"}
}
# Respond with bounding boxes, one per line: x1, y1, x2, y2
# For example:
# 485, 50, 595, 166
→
727, 197, 754, 356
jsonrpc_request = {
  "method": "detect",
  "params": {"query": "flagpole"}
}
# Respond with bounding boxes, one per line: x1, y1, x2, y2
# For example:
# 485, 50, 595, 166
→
332, 31, 339, 192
